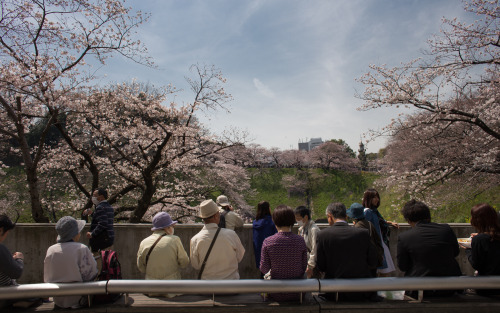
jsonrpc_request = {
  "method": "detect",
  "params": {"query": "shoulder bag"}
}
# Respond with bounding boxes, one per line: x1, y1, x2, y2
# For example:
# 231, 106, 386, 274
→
145, 233, 167, 266
197, 227, 221, 279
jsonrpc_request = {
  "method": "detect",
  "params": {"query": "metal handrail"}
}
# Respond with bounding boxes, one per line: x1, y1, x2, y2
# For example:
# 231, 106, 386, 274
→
106, 279, 318, 295
320, 276, 500, 292
0, 281, 107, 300
1, 277, 500, 300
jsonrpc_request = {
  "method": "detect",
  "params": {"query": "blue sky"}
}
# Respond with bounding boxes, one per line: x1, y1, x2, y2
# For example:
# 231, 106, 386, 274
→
101, 0, 468, 153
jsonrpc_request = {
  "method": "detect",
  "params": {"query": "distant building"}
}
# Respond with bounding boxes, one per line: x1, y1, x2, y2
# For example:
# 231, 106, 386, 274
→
298, 142, 309, 151
298, 137, 324, 151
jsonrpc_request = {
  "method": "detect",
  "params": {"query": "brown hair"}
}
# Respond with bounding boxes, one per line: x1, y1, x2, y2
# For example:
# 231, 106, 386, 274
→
256, 201, 271, 220
470, 203, 500, 240
362, 188, 380, 210
272, 205, 296, 227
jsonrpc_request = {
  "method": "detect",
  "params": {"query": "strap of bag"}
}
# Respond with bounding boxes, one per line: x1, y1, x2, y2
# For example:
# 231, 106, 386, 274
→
145, 233, 167, 266
198, 227, 221, 280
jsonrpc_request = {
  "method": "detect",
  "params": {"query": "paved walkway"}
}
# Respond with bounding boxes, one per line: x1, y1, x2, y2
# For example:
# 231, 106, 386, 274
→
6, 291, 500, 313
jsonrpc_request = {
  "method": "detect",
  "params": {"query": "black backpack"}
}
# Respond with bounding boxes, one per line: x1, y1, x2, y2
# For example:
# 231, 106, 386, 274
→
218, 210, 228, 228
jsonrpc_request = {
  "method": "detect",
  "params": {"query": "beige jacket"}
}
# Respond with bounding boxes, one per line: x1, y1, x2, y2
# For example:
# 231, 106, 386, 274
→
190, 223, 245, 279
298, 220, 320, 269
219, 208, 244, 230
137, 231, 189, 298
137, 231, 189, 280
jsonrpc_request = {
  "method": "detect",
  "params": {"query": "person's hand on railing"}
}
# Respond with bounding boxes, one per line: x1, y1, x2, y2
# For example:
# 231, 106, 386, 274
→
387, 221, 399, 229
306, 267, 313, 278
12, 252, 24, 260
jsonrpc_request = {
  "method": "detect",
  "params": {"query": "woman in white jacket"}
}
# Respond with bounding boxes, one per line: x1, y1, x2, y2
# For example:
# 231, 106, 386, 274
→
44, 216, 98, 309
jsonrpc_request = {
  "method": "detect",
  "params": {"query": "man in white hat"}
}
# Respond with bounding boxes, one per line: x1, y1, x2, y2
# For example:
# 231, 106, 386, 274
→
190, 199, 245, 280
137, 212, 189, 298
216, 195, 244, 231
44, 216, 98, 309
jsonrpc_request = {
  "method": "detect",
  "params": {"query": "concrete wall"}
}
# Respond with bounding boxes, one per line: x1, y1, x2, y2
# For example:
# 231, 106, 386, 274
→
3, 223, 476, 284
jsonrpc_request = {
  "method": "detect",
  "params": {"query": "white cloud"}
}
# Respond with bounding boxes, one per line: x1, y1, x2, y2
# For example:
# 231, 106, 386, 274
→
253, 78, 275, 98
100, 0, 472, 153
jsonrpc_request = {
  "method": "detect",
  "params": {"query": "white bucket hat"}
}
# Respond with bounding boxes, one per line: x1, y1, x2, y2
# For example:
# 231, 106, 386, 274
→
200, 200, 219, 218
216, 195, 230, 207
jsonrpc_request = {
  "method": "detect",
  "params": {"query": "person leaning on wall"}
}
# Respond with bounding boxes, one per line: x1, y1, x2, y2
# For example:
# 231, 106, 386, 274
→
216, 195, 244, 230
252, 201, 277, 278
84, 188, 115, 254
362, 188, 398, 277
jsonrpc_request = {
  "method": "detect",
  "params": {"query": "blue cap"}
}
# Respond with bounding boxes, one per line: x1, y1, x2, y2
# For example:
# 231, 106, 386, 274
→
347, 203, 365, 220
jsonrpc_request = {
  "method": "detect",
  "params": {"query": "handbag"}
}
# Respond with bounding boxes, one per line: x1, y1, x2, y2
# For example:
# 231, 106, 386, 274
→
198, 227, 221, 279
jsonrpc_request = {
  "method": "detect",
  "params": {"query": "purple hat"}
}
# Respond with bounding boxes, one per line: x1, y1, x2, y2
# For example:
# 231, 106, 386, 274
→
151, 212, 177, 231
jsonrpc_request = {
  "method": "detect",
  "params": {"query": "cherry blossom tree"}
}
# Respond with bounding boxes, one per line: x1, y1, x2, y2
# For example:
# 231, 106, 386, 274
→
379, 108, 499, 209
246, 143, 271, 168
280, 149, 310, 169
267, 147, 284, 168
216, 144, 253, 167
357, 0, 499, 202
0, 0, 150, 222
40, 65, 251, 223
309, 141, 358, 172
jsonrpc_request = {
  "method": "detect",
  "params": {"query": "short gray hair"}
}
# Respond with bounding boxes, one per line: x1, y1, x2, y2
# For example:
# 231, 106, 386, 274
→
326, 202, 347, 219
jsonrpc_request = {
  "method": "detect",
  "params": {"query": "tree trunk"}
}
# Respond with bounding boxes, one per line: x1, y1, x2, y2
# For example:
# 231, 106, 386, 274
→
24, 162, 49, 223
128, 177, 156, 223
1, 96, 49, 222
15, 111, 49, 222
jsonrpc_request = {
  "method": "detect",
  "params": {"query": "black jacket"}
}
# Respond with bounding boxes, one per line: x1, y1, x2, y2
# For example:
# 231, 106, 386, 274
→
316, 222, 378, 279
397, 221, 461, 277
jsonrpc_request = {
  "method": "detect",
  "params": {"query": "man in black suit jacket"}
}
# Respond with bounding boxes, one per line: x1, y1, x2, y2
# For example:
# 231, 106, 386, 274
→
397, 200, 462, 297
316, 202, 379, 301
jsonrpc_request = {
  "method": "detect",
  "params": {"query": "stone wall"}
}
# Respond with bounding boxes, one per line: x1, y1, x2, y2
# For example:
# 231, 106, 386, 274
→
3, 223, 476, 284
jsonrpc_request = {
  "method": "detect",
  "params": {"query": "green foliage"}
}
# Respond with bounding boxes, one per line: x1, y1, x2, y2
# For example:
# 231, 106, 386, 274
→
247, 168, 500, 224
369, 181, 500, 224
2, 165, 498, 224
246, 168, 378, 221
0, 167, 33, 222
430, 186, 500, 223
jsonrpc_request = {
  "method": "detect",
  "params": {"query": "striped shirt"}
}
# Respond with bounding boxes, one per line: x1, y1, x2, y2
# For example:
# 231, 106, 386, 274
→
90, 200, 115, 240
0, 244, 23, 286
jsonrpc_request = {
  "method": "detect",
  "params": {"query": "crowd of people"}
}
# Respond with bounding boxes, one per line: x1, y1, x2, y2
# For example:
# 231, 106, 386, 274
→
1, 188, 499, 308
